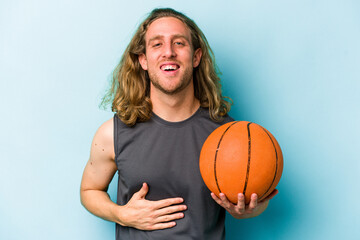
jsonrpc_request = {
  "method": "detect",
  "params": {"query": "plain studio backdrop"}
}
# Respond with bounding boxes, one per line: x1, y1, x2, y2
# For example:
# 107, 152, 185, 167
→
0, 0, 359, 239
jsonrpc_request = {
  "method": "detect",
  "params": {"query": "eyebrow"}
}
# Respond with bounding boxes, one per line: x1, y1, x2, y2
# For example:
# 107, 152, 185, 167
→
147, 34, 190, 45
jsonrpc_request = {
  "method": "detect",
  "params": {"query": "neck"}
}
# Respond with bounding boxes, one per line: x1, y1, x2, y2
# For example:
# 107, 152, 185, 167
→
150, 84, 200, 122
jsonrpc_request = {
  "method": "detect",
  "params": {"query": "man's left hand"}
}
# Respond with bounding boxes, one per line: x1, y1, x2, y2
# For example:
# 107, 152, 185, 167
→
211, 189, 278, 219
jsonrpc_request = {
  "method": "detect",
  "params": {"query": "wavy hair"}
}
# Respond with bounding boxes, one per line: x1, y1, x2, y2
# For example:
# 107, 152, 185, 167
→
102, 8, 232, 126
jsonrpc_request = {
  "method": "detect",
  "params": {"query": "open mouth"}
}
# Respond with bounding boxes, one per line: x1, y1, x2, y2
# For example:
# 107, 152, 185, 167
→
160, 64, 180, 72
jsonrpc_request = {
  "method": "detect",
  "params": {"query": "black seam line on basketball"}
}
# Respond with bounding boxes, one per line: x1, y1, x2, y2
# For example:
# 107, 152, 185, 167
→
258, 126, 278, 200
214, 121, 240, 194
243, 122, 252, 196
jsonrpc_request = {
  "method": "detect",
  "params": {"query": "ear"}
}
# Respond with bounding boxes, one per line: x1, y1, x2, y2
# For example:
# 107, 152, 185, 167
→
193, 48, 202, 68
138, 53, 148, 70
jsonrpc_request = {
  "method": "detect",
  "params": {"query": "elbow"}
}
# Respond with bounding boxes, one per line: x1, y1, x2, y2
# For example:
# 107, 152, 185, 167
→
79, 186, 89, 208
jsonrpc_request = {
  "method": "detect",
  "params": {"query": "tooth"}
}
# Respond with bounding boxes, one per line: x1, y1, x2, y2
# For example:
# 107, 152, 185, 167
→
162, 64, 179, 71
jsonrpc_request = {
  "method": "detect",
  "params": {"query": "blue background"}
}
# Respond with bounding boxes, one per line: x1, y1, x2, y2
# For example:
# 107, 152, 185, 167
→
1, 0, 359, 239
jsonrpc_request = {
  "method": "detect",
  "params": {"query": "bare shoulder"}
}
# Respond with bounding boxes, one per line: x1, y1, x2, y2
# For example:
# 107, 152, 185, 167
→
91, 117, 115, 160
95, 117, 114, 140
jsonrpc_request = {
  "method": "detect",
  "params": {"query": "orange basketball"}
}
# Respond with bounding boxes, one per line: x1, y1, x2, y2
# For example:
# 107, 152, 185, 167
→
199, 121, 283, 204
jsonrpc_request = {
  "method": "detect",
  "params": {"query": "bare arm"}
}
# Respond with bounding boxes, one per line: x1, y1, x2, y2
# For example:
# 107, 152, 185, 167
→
80, 118, 187, 230
80, 118, 119, 222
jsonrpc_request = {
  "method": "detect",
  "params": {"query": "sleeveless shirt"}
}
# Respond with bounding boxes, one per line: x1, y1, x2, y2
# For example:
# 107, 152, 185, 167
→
113, 107, 233, 239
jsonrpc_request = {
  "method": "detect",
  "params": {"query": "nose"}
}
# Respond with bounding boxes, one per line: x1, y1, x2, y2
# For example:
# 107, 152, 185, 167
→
162, 42, 176, 58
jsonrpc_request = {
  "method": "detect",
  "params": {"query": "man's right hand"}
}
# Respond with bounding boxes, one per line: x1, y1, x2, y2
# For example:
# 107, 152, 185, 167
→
116, 183, 187, 231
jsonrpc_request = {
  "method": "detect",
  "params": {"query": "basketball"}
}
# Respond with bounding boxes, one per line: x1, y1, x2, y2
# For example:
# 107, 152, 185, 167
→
199, 121, 283, 204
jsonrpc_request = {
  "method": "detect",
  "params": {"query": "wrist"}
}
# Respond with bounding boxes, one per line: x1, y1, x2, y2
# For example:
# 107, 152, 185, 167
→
112, 204, 130, 227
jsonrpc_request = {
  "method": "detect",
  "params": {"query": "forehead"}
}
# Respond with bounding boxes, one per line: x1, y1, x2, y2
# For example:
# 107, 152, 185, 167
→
145, 17, 191, 42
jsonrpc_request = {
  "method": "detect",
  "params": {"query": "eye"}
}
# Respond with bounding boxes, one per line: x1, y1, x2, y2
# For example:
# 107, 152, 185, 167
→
152, 42, 162, 48
174, 41, 185, 46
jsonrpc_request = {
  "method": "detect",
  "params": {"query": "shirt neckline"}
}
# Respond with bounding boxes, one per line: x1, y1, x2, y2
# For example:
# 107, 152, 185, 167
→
151, 107, 203, 127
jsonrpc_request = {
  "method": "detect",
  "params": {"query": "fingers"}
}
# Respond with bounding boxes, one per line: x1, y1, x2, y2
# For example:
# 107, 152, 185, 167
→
211, 192, 235, 210
133, 182, 149, 199
219, 193, 232, 208
156, 211, 185, 224
264, 189, 279, 201
148, 221, 177, 231
211, 193, 227, 211
125, 183, 187, 231
248, 193, 258, 210
143, 208, 185, 231
211, 191, 277, 219
156, 204, 187, 217
143, 203, 185, 230
256, 189, 279, 203
211, 192, 220, 202
236, 193, 246, 213
154, 196, 185, 209
133, 183, 185, 208
211, 192, 257, 217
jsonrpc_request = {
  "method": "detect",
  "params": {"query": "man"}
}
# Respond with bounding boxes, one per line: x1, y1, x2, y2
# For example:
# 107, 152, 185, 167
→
80, 8, 277, 239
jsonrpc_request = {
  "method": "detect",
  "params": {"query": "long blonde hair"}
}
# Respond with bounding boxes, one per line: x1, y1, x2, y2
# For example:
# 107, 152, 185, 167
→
102, 8, 232, 126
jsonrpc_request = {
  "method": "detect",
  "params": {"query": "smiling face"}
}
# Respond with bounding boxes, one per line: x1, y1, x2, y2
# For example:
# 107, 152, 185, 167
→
138, 17, 202, 96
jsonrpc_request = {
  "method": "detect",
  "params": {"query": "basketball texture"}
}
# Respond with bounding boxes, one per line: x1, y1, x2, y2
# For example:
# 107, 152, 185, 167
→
199, 121, 283, 204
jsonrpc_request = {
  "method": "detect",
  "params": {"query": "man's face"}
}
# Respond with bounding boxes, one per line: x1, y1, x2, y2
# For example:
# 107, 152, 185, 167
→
139, 17, 202, 95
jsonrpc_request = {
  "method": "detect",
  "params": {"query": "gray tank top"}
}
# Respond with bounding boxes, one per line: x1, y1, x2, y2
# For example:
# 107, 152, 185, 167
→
114, 107, 233, 239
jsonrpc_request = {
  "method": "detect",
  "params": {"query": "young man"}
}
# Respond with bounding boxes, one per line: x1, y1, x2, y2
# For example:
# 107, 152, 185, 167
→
80, 8, 277, 239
